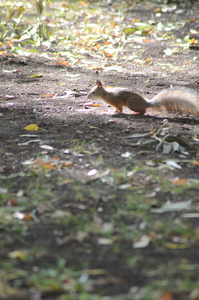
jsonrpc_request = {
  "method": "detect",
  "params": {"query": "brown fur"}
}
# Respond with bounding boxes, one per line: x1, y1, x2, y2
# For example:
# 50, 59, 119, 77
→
88, 81, 147, 114
87, 81, 199, 117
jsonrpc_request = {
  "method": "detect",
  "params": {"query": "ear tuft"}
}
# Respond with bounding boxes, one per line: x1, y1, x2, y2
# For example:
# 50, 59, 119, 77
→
96, 80, 102, 87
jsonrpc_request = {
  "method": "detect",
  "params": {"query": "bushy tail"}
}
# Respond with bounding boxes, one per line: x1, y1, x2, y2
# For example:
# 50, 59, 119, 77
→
147, 87, 199, 117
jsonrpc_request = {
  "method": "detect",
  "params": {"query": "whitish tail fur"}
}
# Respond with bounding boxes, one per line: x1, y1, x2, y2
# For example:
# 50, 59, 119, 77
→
147, 87, 199, 117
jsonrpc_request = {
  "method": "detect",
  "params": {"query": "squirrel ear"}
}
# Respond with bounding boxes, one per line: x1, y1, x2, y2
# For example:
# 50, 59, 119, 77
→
96, 80, 102, 87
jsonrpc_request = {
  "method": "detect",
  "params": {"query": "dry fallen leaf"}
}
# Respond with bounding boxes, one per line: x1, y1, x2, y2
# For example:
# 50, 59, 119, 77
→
34, 159, 55, 170
23, 213, 32, 221
165, 242, 190, 249
52, 157, 60, 160
190, 38, 196, 44
133, 235, 151, 249
43, 163, 55, 170
104, 51, 113, 57
65, 162, 73, 167
14, 211, 32, 221
158, 293, 173, 300
56, 61, 69, 66
9, 250, 28, 260
172, 178, 188, 185
143, 38, 151, 43
91, 104, 102, 107
145, 57, 152, 64
95, 44, 101, 50
80, 1, 87, 7
28, 73, 43, 78
9, 198, 18, 206
24, 124, 39, 131
43, 94, 53, 98
103, 41, 111, 45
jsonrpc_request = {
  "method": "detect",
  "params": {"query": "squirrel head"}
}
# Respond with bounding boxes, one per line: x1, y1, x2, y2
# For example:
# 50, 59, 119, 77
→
87, 80, 104, 100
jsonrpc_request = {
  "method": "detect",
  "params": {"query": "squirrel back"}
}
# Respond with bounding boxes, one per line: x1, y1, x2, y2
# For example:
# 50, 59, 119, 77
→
87, 80, 199, 117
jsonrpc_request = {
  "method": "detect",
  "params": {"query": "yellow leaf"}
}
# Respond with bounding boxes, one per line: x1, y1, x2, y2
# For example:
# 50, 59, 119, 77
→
17, 6, 24, 18
28, 74, 43, 78
131, 18, 141, 23
24, 124, 39, 131
142, 29, 150, 35
8, 6, 14, 20
165, 242, 190, 249
9, 250, 28, 260
152, 110, 161, 113
60, 82, 66, 86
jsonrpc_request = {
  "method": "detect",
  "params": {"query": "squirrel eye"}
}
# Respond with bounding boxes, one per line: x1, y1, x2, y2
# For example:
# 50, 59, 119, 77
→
92, 91, 95, 94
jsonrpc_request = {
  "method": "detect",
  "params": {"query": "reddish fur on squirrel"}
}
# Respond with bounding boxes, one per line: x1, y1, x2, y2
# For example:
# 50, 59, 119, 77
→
88, 80, 199, 117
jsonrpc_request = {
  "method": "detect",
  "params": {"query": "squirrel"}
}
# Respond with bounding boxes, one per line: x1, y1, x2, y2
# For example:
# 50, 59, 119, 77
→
87, 80, 199, 117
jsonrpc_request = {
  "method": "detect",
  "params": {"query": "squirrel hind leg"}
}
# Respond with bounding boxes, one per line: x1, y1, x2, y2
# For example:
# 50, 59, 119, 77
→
129, 107, 146, 116
127, 98, 146, 115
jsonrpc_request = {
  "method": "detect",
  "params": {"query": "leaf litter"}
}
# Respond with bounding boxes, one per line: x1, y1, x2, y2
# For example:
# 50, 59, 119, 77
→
1, 1, 199, 299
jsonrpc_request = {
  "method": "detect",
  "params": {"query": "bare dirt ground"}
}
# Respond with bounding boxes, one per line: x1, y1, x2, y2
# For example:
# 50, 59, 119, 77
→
1, 2, 199, 300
